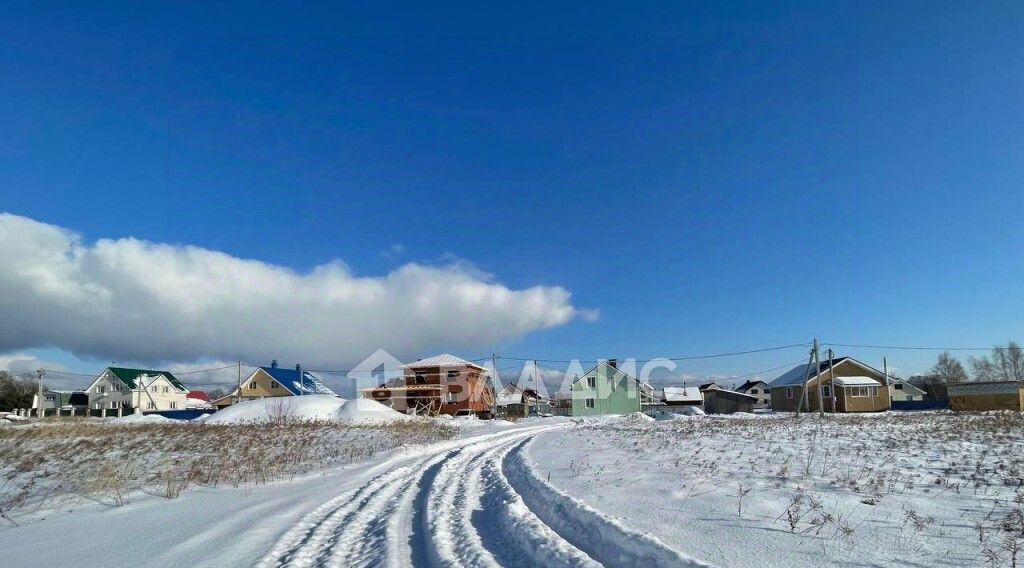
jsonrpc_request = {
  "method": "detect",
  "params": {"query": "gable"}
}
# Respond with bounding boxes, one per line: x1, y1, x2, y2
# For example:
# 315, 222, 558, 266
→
107, 367, 186, 391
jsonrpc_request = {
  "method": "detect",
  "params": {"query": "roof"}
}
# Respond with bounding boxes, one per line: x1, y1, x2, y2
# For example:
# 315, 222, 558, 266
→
698, 382, 719, 390
704, 388, 758, 400
663, 386, 703, 403
735, 380, 767, 392
108, 367, 186, 391
571, 361, 653, 392
259, 366, 338, 396
186, 390, 210, 402
768, 357, 886, 388
833, 376, 882, 387
404, 353, 485, 370
888, 378, 927, 395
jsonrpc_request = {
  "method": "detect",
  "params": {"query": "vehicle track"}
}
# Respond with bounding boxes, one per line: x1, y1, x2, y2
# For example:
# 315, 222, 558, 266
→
262, 424, 704, 568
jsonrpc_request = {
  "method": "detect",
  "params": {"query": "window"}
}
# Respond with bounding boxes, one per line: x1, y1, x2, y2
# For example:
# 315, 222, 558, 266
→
786, 387, 794, 399
895, 383, 903, 390
169, 402, 177, 409
415, 373, 427, 384
248, 382, 257, 390
447, 370, 459, 379
163, 386, 169, 393
146, 402, 156, 410
871, 386, 879, 397
270, 380, 279, 389
822, 385, 831, 398
850, 386, 868, 397
750, 389, 759, 395
585, 398, 595, 409
587, 376, 597, 389
109, 401, 119, 409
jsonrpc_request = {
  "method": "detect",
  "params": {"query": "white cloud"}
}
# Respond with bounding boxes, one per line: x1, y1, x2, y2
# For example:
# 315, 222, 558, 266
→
0, 213, 586, 369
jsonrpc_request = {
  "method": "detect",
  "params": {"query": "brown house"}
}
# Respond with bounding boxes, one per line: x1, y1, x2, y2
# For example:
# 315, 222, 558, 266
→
948, 381, 1024, 411
703, 387, 758, 414
769, 357, 890, 413
363, 354, 495, 417
211, 362, 337, 409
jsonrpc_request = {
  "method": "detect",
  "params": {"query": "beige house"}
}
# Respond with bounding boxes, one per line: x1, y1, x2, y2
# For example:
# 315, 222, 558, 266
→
86, 367, 189, 412
948, 381, 1024, 411
212, 363, 336, 409
769, 357, 890, 413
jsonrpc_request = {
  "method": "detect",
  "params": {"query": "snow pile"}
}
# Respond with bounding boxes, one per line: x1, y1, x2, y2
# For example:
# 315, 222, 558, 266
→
206, 395, 347, 424
116, 413, 176, 424
335, 398, 413, 424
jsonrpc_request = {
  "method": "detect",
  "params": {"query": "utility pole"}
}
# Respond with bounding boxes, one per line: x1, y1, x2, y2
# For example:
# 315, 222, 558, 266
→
814, 340, 824, 418
795, 339, 816, 419
883, 357, 889, 409
236, 361, 242, 403
491, 353, 499, 420
36, 369, 45, 419
828, 349, 837, 413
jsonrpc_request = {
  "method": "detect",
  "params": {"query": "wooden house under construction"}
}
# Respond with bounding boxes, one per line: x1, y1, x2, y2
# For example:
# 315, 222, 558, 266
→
363, 354, 495, 417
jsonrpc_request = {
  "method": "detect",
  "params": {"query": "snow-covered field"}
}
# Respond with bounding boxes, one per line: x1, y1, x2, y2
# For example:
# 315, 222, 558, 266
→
530, 411, 1024, 568
0, 410, 1021, 567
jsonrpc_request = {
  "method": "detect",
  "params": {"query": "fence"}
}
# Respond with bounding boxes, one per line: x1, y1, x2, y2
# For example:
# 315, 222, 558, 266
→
145, 409, 217, 420
890, 399, 949, 411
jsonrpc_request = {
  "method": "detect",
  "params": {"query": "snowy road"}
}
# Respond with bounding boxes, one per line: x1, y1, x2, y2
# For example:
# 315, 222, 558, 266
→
1, 422, 705, 568
259, 423, 703, 567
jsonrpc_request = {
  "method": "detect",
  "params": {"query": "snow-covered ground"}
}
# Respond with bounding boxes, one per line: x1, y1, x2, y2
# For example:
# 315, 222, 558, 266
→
1, 411, 1021, 567
529, 411, 1024, 568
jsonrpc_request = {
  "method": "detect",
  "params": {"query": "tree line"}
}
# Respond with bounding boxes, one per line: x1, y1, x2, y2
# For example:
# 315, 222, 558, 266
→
0, 371, 36, 411
911, 341, 1023, 399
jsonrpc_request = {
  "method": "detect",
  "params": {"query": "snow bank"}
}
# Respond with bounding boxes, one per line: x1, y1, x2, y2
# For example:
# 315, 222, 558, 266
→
206, 395, 347, 424
116, 413, 176, 424
335, 398, 413, 424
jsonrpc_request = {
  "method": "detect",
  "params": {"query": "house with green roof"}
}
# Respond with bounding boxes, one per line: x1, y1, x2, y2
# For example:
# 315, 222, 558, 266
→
86, 367, 189, 413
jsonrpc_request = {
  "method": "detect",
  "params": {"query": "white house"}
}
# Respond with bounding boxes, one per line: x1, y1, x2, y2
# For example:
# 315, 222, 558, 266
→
888, 377, 926, 402
86, 367, 189, 412
735, 380, 771, 410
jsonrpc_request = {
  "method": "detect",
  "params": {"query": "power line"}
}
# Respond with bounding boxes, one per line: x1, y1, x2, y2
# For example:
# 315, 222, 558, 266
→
824, 342, 995, 352
495, 342, 812, 364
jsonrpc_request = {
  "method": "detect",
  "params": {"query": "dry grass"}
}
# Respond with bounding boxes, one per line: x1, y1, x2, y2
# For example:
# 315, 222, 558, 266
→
0, 417, 456, 524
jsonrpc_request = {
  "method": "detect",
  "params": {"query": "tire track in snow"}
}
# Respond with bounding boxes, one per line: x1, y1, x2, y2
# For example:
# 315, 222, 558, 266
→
263, 423, 711, 568
502, 438, 713, 568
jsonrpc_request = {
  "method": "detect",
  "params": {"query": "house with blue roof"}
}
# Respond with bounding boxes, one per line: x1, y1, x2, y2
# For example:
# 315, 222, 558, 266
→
211, 361, 338, 408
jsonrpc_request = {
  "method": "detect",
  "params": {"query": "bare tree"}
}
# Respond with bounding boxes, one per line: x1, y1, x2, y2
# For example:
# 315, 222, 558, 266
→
932, 352, 969, 384
970, 342, 1024, 382
0, 371, 36, 411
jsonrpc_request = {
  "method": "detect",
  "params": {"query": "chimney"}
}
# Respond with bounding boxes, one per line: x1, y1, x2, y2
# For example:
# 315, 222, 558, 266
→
296, 364, 302, 372
271, 359, 278, 369
608, 358, 617, 369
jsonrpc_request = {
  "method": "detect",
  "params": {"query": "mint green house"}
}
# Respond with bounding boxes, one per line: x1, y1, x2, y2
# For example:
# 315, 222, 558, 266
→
571, 360, 654, 416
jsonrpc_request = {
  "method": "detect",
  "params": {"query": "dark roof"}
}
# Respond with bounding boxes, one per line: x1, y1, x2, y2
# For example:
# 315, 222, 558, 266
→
767, 357, 887, 388
259, 366, 337, 396
698, 382, 719, 391
735, 380, 767, 392
108, 367, 185, 391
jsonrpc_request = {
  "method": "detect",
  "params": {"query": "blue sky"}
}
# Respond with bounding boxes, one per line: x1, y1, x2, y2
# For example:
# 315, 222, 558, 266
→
2, 2, 1022, 386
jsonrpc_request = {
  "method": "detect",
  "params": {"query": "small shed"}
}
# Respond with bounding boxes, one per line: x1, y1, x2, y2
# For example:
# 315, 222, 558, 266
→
662, 386, 703, 406
702, 388, 757, 414
948, 381, 1024, 411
